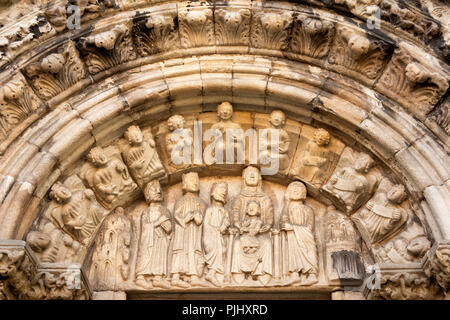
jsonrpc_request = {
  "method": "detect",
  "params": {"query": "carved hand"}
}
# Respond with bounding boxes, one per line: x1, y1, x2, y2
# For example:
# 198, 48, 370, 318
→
260, 224, 271, 233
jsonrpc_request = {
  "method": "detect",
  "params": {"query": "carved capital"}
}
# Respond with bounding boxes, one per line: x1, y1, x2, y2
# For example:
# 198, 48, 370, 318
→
179, 7, 214, 48
424, 242, 450, 294
251, 10, 293, 50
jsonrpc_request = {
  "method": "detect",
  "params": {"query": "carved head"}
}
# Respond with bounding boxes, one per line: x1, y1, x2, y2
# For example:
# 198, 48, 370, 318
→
405, 62, 428, 84
94, 31, 116, 50
185, 10, 208, 25
144, 180, 163, 203
41, 53, 65, 74
182, 172, 200, 193
246, 201, 261, 217
167, 115, 186, 131
86, 147, 108, 167
353, 153, 375, 173
223, 10, 243, 27
303, 18, 329, 35
243, 166, 261, 187
124, 125, 143, 145
26, 231, 51, 253
387, 184, 407, 204
348, 34, 370, 60
210, 182, 228, 204
313, 128, 331, 146
2, 79, 25, 101
406, 236, 430, 259
269, 110, 286, 128
286, 181, 307, 201
217, 101, 233, 121
49, 182, 72, 204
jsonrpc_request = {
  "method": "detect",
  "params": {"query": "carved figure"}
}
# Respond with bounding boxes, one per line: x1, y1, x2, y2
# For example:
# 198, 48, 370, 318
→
281, 181, 318, 285
135, 181, 172, 289
166, 115, 193, 168
170, 172, 208, 288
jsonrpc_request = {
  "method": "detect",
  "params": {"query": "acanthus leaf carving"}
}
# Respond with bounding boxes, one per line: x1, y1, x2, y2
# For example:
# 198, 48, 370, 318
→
178, 7, 214, 48
289, 15, 335, 58
24, 40, 87, 101
215, 7, 251, 46
78, 24, 137, 75
132, 12, 180, 56
424, 243, 450, 293
250, 10, 293, 50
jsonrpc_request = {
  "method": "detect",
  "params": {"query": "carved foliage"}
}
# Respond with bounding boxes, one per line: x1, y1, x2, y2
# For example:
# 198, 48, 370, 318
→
78, 24, 137, 75
24, 41, 87, 100
328, 26, 391, 79
0, 73, 42, 143
178, 7, 214, 48
425, 244, 450, 292
250, 10, 293, 50
289, 15, 335, 58
133, 12, 180, 56
215, 8, 251, 46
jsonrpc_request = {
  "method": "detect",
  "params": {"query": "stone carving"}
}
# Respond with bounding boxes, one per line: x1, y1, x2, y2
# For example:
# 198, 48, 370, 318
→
202, 182, 230, 287
170, 172, 208, 288
179, 8, 214, 48
377, 46, 449, 119
290, 16, 335, 58
259, 110, 291, 173
231, 166, 274, 285
329, 26, 391, 80
83, 146, 138, 210
0, 73, 42, 143
46, 176, 107, 246
120, 125, 166, 189
334, 0, 382, 20
325, 206, 363, 284
133, 13, 179, 56
166, 114, 193, 169
78, 24, 137, 74
44, 3, 68, 33
429, 98, 450, 136
353, 182, 408, 245
24, 41, 87, 101
135, 181, 172, 289
322, 150, 378, 214
251, 11, 293, 50
280, 181, 318, 286
425, 244, 450, 293
291, 128, 335, 187
215, 8, 251, 46
89, 207, 131, 291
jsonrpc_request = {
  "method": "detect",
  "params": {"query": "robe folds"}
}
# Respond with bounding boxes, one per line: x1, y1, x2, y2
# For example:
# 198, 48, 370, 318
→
202, 205, 229, 274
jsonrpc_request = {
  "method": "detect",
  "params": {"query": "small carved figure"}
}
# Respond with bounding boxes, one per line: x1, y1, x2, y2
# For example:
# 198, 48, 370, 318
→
240, 201, 264, 255
353, 184, 408, 244
294, 128, 332, 185
121, 125, 165, 189
84, 146, 137, 209
230, 166, 274, 285
202, 182, 230, 287
260, 110, 291, 173
170, 172, 208, 288
166, 115, 193, 168
323, 152, 378, 213
135, 181, 172, 289
281, 181, 318, 285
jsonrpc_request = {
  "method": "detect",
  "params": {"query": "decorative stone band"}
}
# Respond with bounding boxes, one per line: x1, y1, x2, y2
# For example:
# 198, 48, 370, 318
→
363, 263, 444, 300
424, 242, 450, 295
0, 240, 91, 300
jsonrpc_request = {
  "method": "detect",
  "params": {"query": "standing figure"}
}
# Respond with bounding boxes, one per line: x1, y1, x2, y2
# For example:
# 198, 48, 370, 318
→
322, 152, 377, 213
122, 125, 165, 188
281, 181, 318, 285
353, 184, 408, 245
170, 172, 208, 288
135, 181, 172, 289
202, 182, 230, 287
166, 115, 193, 168
84, 146, 137, 209
260, 110, 291, 173
294, 128, 332, 185
230, 166, 274, 285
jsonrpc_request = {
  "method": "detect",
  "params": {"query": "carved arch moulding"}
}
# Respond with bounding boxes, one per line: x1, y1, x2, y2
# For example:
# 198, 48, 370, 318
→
0, 0, 449, 300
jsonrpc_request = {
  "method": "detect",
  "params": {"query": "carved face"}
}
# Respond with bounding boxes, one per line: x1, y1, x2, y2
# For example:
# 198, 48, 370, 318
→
246, 201, 261, 217
269, 110, 285, 128
50, 183, 72, 204
217, 102, 233, 120
406, 237, 430, 258
287, 181, 307, 201
87, 147, 108, 167
348, 35, 370, 59
243, 166, 260, 187
182, 172, 200, 193
354, 153, 374, 173
313, 128, 331, 146
211, 182, 228, 204
95, 31, 116, 50
144, 181, 163, 203
167, 115, 186, 131
41, 54, 64, 74
26, 231, 51, 253
405, 63, 427, 83
387, 185, 407, 204
125, 126, 143, 145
